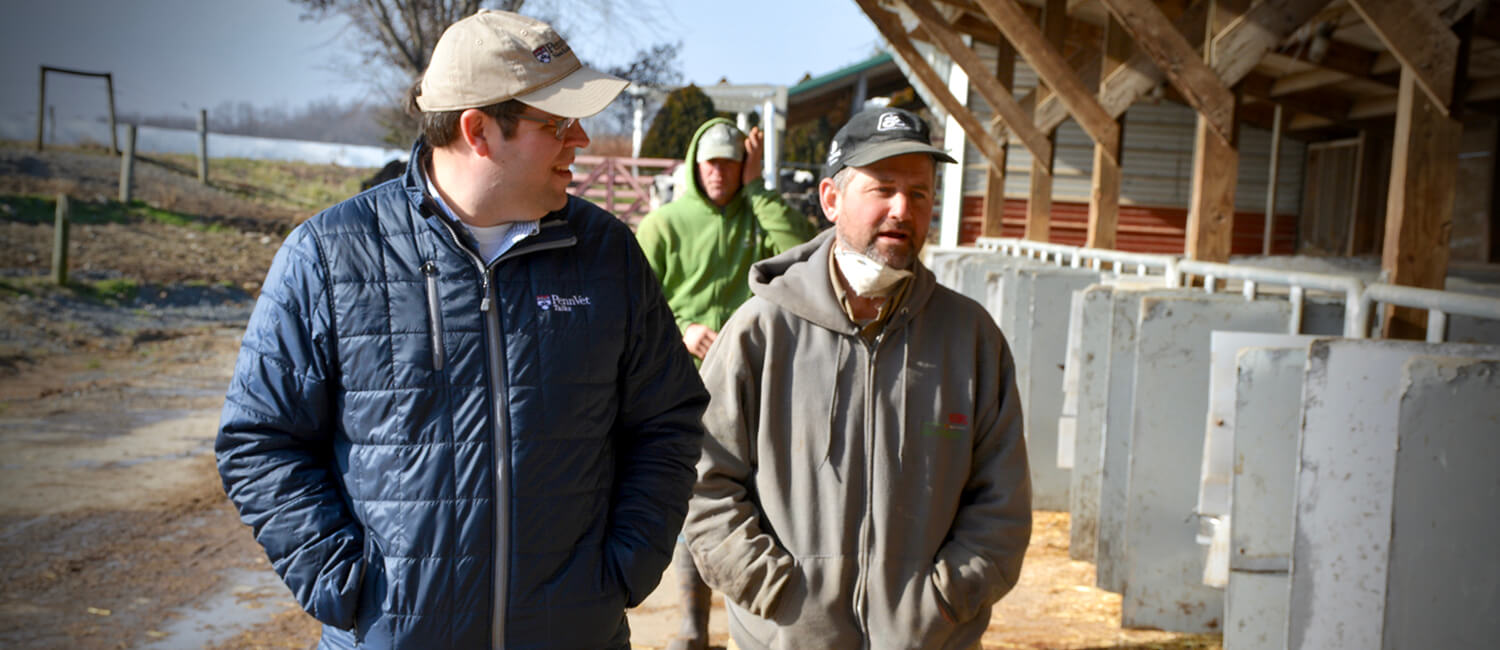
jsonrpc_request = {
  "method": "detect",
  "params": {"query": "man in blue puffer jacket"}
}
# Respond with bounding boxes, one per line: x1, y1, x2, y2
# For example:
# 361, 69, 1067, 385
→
216, 10, 708, 649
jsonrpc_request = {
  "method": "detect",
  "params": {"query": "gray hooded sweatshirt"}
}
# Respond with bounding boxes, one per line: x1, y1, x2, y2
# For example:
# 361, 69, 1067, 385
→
684, 230, 1032, 649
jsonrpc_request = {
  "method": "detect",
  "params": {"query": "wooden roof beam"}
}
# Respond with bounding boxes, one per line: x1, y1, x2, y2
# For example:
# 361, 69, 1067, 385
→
854, 0, 1022, 169
898, 0, 1056, 162
968, 0, 1121, 157
1267, 39, 1382, 78
1034, 0, 1334, 134
1349, 93, 1399, 119
1212, 0, 1339, 86
1097, 0, 1236, 141
1346, 73, 1500, 120
1347, 0, 1460, 112
1034, 0, 1211, 133
1243, 72, 1354, 122
1271, 66, 1352, 95
1286, 112, 1335, 129
951, 12, 1007, 44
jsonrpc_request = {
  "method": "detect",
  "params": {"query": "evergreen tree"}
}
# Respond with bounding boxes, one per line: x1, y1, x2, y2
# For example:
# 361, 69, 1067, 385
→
783, 115, 834, 167
639, 85, 718, 159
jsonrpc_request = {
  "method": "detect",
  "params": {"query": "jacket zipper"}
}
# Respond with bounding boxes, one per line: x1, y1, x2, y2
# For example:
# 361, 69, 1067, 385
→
422, 261, 445, 371
433, 219, 508, 648
852, 333, 883, 647
432, 217, 574, 649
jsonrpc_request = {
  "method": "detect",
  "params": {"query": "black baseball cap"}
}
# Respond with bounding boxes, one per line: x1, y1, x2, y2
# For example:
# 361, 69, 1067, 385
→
822, 106, 957, 179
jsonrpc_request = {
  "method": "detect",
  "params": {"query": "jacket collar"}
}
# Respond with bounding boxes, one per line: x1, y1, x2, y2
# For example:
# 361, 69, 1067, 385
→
401, 139, 578, 263
750, 229, 936, 336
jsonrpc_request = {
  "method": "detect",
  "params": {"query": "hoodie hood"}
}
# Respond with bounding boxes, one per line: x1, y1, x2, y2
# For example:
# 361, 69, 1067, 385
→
679, 117, 746, 212
749, 229, 937, 336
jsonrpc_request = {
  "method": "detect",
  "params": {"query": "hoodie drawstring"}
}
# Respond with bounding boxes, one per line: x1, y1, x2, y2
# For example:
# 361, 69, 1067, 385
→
819, 335, 849, 483
900, 325, 910, 435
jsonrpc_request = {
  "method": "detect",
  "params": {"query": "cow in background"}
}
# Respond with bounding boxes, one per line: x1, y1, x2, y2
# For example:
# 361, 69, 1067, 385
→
361, 159, 407, 191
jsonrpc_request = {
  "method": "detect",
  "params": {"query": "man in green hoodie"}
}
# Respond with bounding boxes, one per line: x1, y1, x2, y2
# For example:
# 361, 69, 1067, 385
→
637, 119, 818, 361
637, 118, 816, 649
683, 107, 1032, 648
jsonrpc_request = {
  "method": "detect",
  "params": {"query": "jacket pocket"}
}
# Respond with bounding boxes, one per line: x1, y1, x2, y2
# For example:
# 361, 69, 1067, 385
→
866, 564, 961, 647
421, 261, 445, 372
768, 557, 855, 649
354, 534, 386, 645
929, 569, 959, 624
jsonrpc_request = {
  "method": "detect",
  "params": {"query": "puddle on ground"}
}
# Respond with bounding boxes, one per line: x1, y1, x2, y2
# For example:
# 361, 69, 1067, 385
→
0, 407, 203, 441
68, 439, 212, 469
139, 566, 293, 649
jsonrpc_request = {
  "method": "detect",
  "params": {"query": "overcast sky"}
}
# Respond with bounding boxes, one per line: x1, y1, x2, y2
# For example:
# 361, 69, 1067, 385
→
0, 0, 882, 122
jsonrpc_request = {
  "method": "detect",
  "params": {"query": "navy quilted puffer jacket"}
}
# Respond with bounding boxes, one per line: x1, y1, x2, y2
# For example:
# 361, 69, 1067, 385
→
217, 145, 709, 648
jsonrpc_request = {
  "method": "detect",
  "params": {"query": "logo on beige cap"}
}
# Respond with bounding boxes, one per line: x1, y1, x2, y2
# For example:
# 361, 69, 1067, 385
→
532, 40, 571, 64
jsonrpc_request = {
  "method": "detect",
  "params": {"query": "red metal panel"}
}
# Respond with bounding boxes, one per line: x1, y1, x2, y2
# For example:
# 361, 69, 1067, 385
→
958, 197, 1299, 255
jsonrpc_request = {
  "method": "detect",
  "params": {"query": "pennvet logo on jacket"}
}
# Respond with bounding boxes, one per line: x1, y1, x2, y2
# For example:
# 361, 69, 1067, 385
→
536, 294, 592, 311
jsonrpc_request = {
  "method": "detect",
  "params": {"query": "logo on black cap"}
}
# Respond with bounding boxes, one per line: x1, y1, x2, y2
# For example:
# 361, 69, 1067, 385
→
876, 112, 915, 132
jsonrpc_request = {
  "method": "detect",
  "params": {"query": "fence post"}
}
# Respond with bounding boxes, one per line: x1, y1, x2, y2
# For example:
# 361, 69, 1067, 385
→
52, 194, 70, 286
35, 67, 46, 152
605, 160, 615, 214
105, 73, 118, 155
197, 109, 209, 183
119, 124, 136, 203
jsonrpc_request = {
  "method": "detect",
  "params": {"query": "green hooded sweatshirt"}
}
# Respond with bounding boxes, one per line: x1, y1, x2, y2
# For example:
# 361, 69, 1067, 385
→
636, 118, 818, 336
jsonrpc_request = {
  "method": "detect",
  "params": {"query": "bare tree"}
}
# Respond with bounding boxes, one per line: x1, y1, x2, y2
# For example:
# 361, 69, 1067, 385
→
293, 0, 519, 80
293, 0, 680, 142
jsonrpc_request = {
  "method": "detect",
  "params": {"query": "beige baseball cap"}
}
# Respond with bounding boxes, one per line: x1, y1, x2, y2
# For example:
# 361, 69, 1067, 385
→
415, 10, 629, 118
695, 123, 746, 162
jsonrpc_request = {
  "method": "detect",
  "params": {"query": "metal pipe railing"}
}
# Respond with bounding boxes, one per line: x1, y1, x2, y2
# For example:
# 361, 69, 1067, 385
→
969, 239, 1498, 342
1360, 283, 1500, 343
1176, 259, 1367, 337
975, 237, 1181, 288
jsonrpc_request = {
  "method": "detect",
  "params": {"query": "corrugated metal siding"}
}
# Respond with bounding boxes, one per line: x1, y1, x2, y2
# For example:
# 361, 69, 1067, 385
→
950, 61, 1306, 217
890, 41, 1307, 253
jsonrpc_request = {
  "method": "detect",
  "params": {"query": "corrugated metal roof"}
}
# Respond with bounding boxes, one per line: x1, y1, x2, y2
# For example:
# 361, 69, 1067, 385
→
788, 52, 896, 97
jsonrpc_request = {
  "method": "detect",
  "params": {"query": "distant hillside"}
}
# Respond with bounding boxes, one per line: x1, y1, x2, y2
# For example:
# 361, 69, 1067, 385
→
121, 97, 388, 148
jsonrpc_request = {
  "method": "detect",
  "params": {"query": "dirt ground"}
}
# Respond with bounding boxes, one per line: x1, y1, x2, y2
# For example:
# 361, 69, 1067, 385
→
0, 143, 1221, 649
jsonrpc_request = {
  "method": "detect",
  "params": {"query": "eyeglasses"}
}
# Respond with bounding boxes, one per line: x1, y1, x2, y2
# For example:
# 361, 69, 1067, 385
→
514, 113, 579, 140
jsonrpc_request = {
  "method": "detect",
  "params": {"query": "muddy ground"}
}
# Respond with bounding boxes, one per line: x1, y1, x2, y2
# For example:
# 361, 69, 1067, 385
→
0, 144, 1221, 649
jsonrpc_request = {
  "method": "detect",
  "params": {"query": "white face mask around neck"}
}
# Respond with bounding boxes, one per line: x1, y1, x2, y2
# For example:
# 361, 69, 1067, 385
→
833, 243, 912, 297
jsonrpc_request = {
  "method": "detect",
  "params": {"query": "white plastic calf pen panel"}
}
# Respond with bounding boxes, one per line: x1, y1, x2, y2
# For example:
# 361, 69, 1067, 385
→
1067, 285, 1114, 561
1225, 346, 1307, 650
1200, 333, 1319, 524
1289, 339, 1500, 650
1096, 286, 1181, 593
925, 247, 998, 291
1198, 332, 1320, 592
1121, 294, 1291, 632
1226, 572, 1291, 650
1017, 267, 1100, 511
1383, 356, 1500, 649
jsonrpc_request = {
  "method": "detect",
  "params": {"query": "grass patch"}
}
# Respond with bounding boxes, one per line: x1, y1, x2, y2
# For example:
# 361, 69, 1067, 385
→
0, 275, 140, 304
0, 278, 35, 298
0, 195, 228, 232
76, 278, 141, 302
150, 153, 369, 212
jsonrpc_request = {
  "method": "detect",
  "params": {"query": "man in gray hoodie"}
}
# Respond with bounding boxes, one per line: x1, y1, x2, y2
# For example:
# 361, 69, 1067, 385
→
682, 106, 1032, 649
